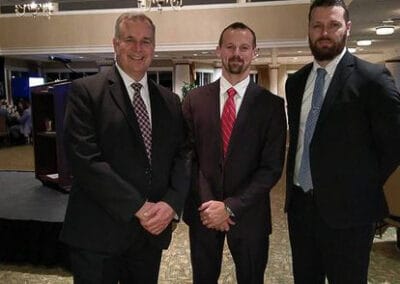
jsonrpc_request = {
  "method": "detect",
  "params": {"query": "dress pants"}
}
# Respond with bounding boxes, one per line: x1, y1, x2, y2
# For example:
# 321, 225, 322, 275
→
287, 185, 375, 284
189, 215, 269, 284
69, 233, 162, 284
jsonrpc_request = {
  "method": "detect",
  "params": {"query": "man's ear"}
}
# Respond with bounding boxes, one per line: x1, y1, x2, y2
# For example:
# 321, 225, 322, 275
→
253, 48, 259, 59
346, 20, 352, 37
215, 46, 221, 59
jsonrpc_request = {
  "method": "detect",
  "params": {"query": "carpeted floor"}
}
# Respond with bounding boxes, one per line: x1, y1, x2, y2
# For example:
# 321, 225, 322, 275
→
0, 144, 34, 171
0, 145, 399, 283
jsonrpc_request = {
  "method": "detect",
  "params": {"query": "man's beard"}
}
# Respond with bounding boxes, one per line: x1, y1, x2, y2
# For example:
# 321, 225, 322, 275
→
309, 33, 347, 61
225, 56, 245, 74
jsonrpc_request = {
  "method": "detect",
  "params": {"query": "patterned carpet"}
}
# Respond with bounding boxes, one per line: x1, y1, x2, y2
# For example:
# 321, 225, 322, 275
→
0, 145, 399, 283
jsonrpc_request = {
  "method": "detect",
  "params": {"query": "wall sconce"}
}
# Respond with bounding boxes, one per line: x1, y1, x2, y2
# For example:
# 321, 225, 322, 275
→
137, 0, 183, 11
15, 2, 56, 19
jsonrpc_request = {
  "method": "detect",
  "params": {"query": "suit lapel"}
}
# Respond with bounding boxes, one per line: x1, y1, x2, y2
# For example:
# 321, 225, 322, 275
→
108, 67, 149, 163
203, 80, 223, 162
148, 79, 171, 166
108, 67, 142, 133
316, 52, 354, 131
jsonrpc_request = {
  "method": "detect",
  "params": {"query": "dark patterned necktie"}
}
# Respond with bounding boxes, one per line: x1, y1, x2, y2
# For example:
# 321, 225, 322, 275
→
298, 68, 327, 191
221, 87, 237, 158
131, 83, 152, 163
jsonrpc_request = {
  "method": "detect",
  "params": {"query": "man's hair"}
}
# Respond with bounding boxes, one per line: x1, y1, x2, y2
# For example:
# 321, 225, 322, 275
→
114, 12, 156, 40
309, 0, 349, 22
218, 22, 257, 48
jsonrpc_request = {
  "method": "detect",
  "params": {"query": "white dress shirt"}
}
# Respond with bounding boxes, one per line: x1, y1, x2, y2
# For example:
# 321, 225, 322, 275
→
116, 63, 152, 125
219, 75, 250, 117
293, 48, 347, 186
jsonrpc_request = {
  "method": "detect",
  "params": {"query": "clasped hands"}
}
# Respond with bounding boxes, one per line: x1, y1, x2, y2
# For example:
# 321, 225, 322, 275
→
199, 200, 235, 232
135, 201, 175, 235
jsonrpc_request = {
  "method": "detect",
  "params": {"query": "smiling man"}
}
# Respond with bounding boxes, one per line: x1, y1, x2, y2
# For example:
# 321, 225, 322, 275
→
60, 13, 190, 284
182, 22, 286, 284
285, 0, 400, 283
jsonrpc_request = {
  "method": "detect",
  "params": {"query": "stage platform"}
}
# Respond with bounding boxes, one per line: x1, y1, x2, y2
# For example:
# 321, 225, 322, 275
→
0, 171, 69, 267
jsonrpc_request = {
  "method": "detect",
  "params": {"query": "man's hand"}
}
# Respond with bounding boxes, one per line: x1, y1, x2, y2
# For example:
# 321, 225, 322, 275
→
135, 201, 156, 223
199, 200, 235, 230
140, 201, 175, 235
214, 218, 236, 232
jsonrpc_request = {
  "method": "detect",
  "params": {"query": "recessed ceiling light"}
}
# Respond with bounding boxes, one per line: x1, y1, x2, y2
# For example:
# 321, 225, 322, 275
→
348, 47, 356, 53
376, 25, 395, 35
193, 53, 198, 56
356, 40, 372, 46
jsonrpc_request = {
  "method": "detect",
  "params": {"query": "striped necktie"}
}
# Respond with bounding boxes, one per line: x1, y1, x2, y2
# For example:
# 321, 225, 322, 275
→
221, 87, 237, 158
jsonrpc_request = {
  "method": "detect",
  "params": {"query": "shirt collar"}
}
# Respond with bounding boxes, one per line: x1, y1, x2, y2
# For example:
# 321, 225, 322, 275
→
115, 63, 148, 90
220, 75, 250, 98
312, 47, 347, 77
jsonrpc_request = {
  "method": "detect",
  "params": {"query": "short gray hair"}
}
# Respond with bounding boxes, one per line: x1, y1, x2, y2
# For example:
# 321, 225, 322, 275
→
114, 12, 156, 40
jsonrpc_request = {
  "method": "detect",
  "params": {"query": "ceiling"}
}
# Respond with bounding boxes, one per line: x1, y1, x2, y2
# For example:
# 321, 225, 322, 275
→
1, 0, 400, 67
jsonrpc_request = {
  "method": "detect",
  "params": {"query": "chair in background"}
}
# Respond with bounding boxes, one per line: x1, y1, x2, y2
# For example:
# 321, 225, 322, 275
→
0, 116, 10, 146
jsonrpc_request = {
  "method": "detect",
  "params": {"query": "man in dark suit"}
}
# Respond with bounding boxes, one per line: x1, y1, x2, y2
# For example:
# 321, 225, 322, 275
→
183, 22, 287, 284
285, 0, 400, 283
60, 13, 190, 284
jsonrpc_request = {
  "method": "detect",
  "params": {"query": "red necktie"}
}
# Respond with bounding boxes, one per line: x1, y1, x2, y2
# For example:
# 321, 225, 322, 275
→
221, 87, 237, 158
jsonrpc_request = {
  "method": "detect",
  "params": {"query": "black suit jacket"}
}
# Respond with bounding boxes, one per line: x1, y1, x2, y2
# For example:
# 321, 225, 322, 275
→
60, 66, 190, 254
182, 80, 286, 237
285, 51, 400, 228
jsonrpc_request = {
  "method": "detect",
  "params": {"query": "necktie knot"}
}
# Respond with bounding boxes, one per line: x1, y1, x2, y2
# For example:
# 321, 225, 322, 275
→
227, 87, 237, 98
131, 82, 142, 93
316, 68, 327, 80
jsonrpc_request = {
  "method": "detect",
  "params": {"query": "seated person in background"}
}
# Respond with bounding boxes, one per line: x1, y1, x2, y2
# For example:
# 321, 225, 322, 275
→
9, 100, 32, 143
0, 100, 8, 117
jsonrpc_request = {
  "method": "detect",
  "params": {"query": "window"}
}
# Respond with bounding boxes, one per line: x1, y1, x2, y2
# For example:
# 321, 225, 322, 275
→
148, 71, 173, 90
195, 72, 212, 87
250, 73, 258, 84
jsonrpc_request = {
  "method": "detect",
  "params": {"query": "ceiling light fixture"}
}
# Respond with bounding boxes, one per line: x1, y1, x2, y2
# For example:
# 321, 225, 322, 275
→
356, 40, 372, 47
376, 25, 395, 35
15, 2, 56, 19
137, 0, 183, 12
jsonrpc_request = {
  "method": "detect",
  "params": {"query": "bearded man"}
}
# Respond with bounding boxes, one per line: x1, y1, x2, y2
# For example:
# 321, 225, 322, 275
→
285, 0, 400, 283
182, 22, 287, 284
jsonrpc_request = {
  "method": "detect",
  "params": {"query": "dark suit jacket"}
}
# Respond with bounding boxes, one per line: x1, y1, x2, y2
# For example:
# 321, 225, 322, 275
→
60, 66, 190, 254
285, 51, 400, 228
182, 80, 286, 237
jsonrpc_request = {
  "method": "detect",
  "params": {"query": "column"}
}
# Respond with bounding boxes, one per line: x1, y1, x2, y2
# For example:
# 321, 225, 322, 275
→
268, 48, 281, 97
212, 61, 222, 82
173, 61, 191, 99
268, 64, 279, 95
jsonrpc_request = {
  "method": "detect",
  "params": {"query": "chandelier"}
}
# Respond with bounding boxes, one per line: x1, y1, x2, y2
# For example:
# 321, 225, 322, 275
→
137, 0, 183, 11
15, 2, 56, 19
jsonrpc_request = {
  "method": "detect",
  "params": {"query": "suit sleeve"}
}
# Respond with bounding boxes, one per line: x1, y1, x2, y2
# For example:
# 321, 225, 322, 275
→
64, 80, 146, 223
161, 94, 192, 216
224, 98, 287, 218
369, 67, 400, 183
182, 93, 217, 205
